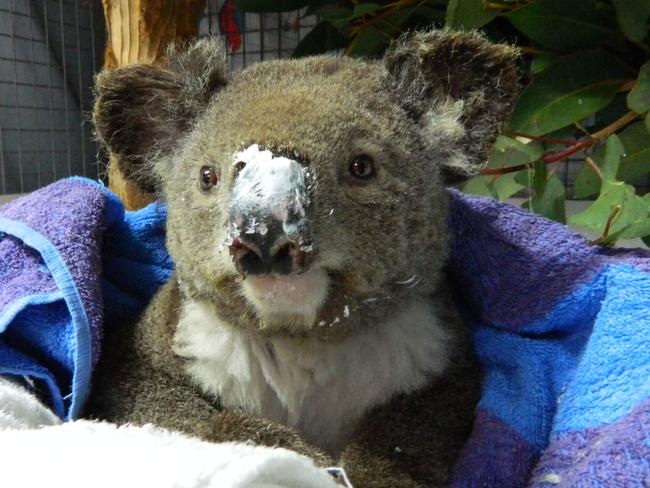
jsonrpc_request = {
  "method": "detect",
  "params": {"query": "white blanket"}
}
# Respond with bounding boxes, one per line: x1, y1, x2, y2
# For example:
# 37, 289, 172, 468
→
0, 377, 339, 488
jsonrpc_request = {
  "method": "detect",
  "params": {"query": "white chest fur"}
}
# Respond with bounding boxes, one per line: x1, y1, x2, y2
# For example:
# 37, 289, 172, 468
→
172, 299, 452, 453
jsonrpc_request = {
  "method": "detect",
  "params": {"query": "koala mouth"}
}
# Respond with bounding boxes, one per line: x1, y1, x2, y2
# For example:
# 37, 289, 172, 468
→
232, 238, 327, 321
240, 266, 330, 323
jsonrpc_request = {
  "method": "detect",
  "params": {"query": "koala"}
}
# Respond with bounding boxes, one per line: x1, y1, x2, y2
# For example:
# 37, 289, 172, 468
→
87, 29, 519, 487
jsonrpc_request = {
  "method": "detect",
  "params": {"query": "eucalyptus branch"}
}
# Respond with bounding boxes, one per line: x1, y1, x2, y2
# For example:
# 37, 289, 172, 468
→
542, 139, 594, 163
506, 131, 577, 145
350, 0, 419, 33
484, 2, 521, 10
591, 111, 639, 138
479, 139, 592, 175
519, 46, 553, 55
590, 205, 622, 245
619, 80, 637, 92
480, 112, 640, 176
584, 156, 604, 180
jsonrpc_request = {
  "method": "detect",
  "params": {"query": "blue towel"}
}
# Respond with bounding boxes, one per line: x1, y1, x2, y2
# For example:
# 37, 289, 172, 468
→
0, 177, 647, 486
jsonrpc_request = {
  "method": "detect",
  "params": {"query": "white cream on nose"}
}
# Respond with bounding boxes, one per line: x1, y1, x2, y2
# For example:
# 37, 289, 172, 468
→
229, 144, 309, 241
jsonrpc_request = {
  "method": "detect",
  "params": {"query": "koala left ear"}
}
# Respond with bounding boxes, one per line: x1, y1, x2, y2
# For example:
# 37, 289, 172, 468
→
383, 29, 520, 183
93, 38, 229, 192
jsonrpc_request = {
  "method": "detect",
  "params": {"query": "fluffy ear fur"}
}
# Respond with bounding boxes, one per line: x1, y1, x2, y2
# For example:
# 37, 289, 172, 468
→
383, 29, 520, 182
93, 39, 229, 191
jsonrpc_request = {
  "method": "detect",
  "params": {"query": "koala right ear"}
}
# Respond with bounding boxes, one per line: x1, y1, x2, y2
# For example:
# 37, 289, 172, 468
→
93, 39, 229, 191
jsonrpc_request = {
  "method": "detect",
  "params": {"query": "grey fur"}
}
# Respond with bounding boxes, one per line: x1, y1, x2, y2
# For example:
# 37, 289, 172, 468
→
88, 29, 519, 486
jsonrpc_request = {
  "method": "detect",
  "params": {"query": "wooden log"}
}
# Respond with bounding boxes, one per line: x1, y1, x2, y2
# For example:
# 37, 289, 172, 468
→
100, 0, 206, 210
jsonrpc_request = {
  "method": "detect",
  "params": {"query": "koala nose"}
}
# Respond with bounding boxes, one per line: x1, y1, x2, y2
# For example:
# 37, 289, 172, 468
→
230, 235, 309, 276
226, 144, 313, 276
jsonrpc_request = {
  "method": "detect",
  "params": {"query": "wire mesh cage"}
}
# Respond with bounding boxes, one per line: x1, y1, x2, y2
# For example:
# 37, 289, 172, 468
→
201, 3, 317, 70
0, 0, 104, 195
0, 0, 317, 196
0, 0, 587, 198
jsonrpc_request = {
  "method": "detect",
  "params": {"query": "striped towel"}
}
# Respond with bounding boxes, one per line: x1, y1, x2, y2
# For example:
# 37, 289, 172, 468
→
448, 190, 650, 487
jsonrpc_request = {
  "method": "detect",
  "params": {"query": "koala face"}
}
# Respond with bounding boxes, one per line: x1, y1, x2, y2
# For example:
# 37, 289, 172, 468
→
94, 30, 519, 338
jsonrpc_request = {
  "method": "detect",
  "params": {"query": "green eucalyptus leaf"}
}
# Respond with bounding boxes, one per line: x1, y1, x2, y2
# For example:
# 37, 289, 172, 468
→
462, 136, 537, 201
445, 0, 497, 31
462, 175, 495, 198
292, 21, 349, 57
524, 172, 567, 223
617, 220, 650, 241
616, 122, 650, 185
530, 53, 557, 74
574, 168, 601, 199
628, 62, 650, 115
380, 5, 424, 31
346, 26, 389, 57
519, 161, 566, 223
509, 50, 631, 136
570, 180, 650, 240
544, 126, 581, 142
488, 135, 544, 167
575, 122, 650, 198
515, 167, 532, 188
574, 145, 605, 199
315, 4, 352, 21
351, 3, 383, 19
592, 93, 629, 132
532, 159, 548, 194
411, 4, 447, 25
569, 181, 623, 233
507, 0, 619, 51
463, 136, 539, 201
612, 0, 650, 43
462, 173, 524, 201
602, 134, 625, 181
313, 4, 354, 32
493, 173, 526, 200
234, 0, 310, 12
370, 5, 420, 36
597, 227, 625, 246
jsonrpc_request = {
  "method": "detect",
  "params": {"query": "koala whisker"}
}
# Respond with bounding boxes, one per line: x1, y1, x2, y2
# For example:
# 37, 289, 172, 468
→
395, 275, 420, 288
361, 296, 393, 303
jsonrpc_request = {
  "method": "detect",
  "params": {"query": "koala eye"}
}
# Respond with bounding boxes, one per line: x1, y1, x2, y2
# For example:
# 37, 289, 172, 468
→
348, 155, 376, 182
199, 166, 219, 191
